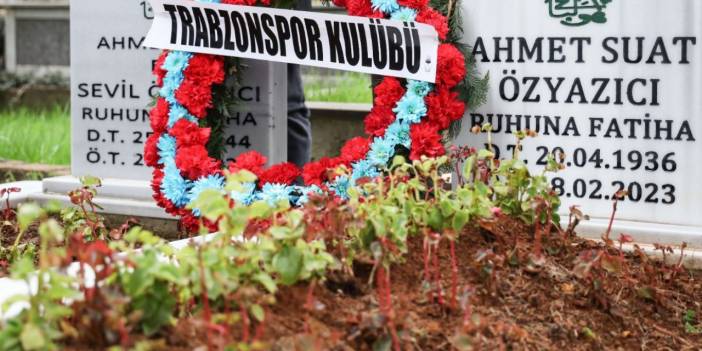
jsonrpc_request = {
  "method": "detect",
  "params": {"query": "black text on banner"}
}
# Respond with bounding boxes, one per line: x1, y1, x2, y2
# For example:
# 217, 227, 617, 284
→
144, 0, 440, 82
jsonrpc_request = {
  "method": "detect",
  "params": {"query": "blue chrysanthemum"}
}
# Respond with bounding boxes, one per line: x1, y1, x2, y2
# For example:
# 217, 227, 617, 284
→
393, 94, 427, 123
231, 182, 258, 206
351, 159, 381, 182
384, 120, 411, 148
167, 103, 198, 128
162, 51, 191, 73
162, 160, 191, 207
328, 175, 351, 200
371, 0, 400, 13
291, 185, 323, 206
188, 174, 225, 216
390, 7, 417, 22
160, 71, 185, 103
157, 134, 177, 164
407, 80, 433, 97
367, 137, 395, 166
259, 183, 292, 206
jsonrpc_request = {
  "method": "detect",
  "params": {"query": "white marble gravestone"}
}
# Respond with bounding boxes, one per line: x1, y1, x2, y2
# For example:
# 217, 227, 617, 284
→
28, 0, 287, 218
458, 0, 702, 247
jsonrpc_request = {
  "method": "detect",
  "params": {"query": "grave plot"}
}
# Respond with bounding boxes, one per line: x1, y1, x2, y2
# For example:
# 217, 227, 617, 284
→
1, 142, 701, 350
1, 0, 701, 350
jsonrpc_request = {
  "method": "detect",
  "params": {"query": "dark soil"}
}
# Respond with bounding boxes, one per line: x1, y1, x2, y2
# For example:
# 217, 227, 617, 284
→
0, 217, 38, 277
157, 217, 702, 350
7, 209, 699, 350
0, 213, 176, 277
0, 222, 38, 250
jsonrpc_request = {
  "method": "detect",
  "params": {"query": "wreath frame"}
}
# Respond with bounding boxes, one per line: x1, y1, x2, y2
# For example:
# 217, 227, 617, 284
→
144, 0, 475, 231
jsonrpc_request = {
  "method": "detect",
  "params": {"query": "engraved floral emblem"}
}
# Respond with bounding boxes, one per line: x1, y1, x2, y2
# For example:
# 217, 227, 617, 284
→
546, 0, 612, 27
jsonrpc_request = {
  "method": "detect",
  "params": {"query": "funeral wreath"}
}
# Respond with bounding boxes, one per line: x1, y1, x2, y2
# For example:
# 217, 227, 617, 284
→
143, 0, 484, 230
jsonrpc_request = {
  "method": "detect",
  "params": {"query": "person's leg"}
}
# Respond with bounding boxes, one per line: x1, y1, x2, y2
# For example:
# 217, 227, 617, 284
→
287, 0, 312, 168
287, 63, 312, 168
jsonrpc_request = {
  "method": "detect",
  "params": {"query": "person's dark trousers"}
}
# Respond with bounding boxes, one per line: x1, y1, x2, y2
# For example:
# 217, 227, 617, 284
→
287, 0, 312, 168
287, 63, 311, 168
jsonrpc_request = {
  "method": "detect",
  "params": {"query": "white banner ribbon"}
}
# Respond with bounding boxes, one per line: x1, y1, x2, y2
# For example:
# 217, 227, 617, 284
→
144, 0, 439, 82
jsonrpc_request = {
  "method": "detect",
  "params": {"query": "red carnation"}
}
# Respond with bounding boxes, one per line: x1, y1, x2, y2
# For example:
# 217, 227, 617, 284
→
155, 193, 179, 215
228, 150, 268, 178
436, 44, 466, 88
170, 119, 211, 148
332, 0, 346, 7
151, 168, 164, 194
373, 77, 405, 109
416, 8, 449, 41
152, 169, 179, 214
180, 209, 218, 233
425, 87, 465, 130
340, 137, 371, 164
398, 0, 428, 10
259, 162, 301, 186
303, 157, 343, 186
369, 10, 385, 18
175, 78, 213, 118
179, 213, 201, 233
153, 51, 168, 86
175, 145, 221, 179
364, 106, 395, 137
180, 212, 218, 234
346, 0, 373, 16
409, 122, 445, 160
183, 54, 225, 86
302, 159, 328, 186
144, 132, 161, 168
149, 98, 169, 133
221, 0, 257, 5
